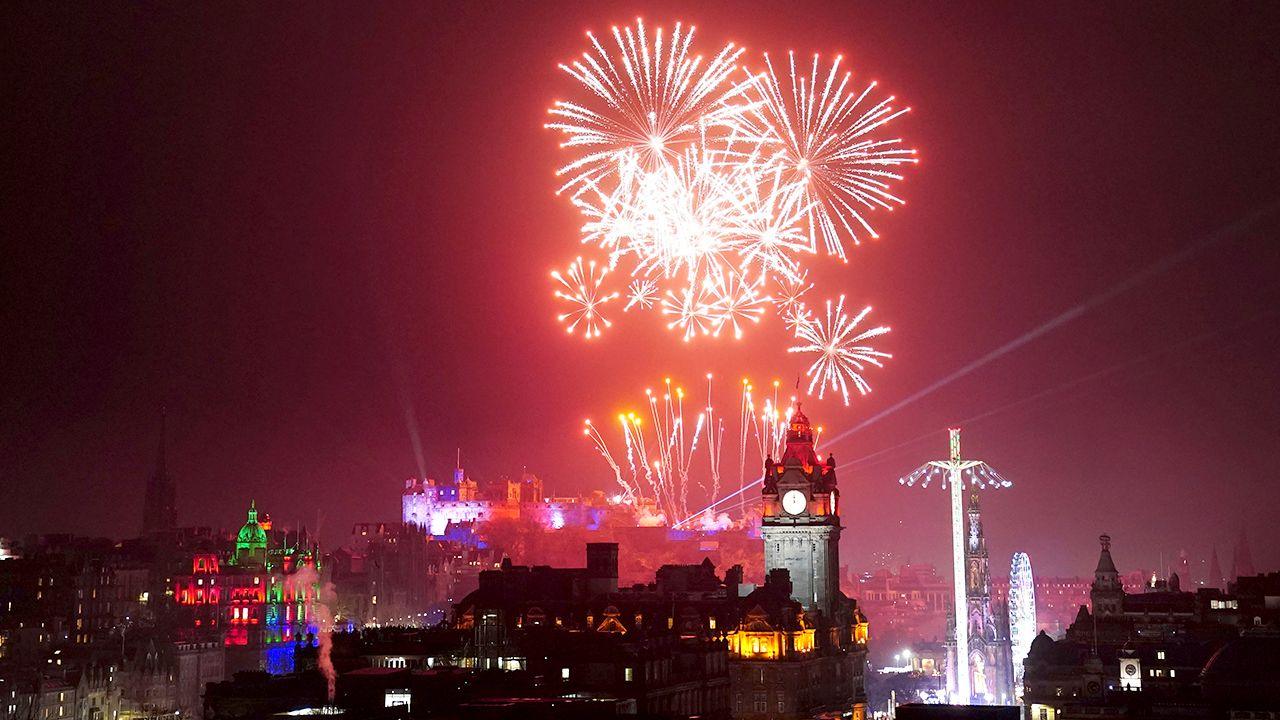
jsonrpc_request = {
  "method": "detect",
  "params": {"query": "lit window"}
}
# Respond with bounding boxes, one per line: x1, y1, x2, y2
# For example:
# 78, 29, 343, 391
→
1156, 651, 1165, 660
561, 667, 570, 680
624, 667, 633, 682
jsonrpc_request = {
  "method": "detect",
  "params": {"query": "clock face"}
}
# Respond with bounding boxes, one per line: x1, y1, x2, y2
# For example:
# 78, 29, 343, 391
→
782, 489, 807, 515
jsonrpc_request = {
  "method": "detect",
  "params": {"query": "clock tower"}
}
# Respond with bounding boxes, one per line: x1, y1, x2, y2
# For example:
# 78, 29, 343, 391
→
761, 405, 841, 615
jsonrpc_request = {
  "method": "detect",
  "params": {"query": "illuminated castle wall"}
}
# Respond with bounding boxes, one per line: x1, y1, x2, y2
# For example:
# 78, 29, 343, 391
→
401, 466, 607, 537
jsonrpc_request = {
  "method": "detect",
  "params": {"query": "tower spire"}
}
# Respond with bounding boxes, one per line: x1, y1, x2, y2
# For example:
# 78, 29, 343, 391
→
1209, 545, 1224, 589
157, 404, 167, 477
141, 404, 177, 535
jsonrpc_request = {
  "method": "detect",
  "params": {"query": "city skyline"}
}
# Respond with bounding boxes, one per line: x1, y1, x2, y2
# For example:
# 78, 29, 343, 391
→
6, 2, 1280, 580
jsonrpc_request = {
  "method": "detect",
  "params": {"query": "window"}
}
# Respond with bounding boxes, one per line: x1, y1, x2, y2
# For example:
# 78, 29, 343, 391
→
624, 667, 633, 682
1156, 651, 1165, 660
754, 693, 767, 713
561, 667, 570, 680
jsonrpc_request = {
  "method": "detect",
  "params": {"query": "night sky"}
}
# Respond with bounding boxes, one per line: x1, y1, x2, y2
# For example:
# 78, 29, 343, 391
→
5, 2, 1279, 578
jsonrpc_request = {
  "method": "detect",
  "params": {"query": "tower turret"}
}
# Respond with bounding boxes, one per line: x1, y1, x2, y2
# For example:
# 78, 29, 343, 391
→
1090, 534, 1123, 617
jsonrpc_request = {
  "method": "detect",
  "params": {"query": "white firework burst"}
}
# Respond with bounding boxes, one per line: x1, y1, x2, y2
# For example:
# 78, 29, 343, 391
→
772, 271, 814, 313
741, 52, 918, 260
730, 163, 813, 283
708, 273, 767, 339
546, 19, 756, 196
661, 280, 719, 342
788, 295, 891, 404
551, 257, 620, 339
625, 278, 659, 311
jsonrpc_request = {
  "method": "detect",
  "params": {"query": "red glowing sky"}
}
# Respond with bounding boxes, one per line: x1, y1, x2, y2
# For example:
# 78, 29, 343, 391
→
4, 2, 1280, 578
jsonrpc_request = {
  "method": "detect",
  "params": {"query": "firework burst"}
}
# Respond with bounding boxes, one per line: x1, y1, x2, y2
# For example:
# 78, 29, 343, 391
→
546, 19, 755, 196
625, 278, 659, 311
545, 20, 916, 353
788, 295, 891, 404
551, 257, 620, 338
772, 271, 813, 313
709, 272, 767, 339
741, 52, 918, 260
661, 280, 719, 341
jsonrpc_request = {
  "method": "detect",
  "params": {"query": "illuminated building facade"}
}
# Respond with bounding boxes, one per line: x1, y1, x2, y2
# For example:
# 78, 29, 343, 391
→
170, 501, 323, 674
401, 465, 609, 537
449, 531, 869, 719
761, 406, 840, 616
945, 485, 1014, 704
744, 405, 869, 719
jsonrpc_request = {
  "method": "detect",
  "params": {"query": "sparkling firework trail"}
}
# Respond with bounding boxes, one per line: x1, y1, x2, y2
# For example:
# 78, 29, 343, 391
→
788, 295, 891, 404
583, 419, 638, 502
551, 257, 620, 338
741, 52, 918, 260
584, 374, 794, 527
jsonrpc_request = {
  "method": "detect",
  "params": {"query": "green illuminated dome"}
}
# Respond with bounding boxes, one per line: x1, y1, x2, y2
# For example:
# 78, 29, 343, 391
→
234, 500, 268, 564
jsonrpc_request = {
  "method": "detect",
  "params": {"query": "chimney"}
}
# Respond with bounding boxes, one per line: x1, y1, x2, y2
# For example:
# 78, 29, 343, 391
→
766, 568, 793, 596
725, 565, 744, 589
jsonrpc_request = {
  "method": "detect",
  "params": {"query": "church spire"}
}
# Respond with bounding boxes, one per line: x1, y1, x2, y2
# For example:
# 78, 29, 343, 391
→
141, 405, 177, 535
1209, 545, 1225, 589
156, 405, 167, 477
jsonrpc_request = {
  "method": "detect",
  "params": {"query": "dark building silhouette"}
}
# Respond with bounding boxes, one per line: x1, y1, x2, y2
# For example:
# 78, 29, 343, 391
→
141, 409, 177, 534
1232, 528, 1256, 580
1024, 536, 1280, 720
1208, 546, 1226, 590
1089, 535, 1124, 618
